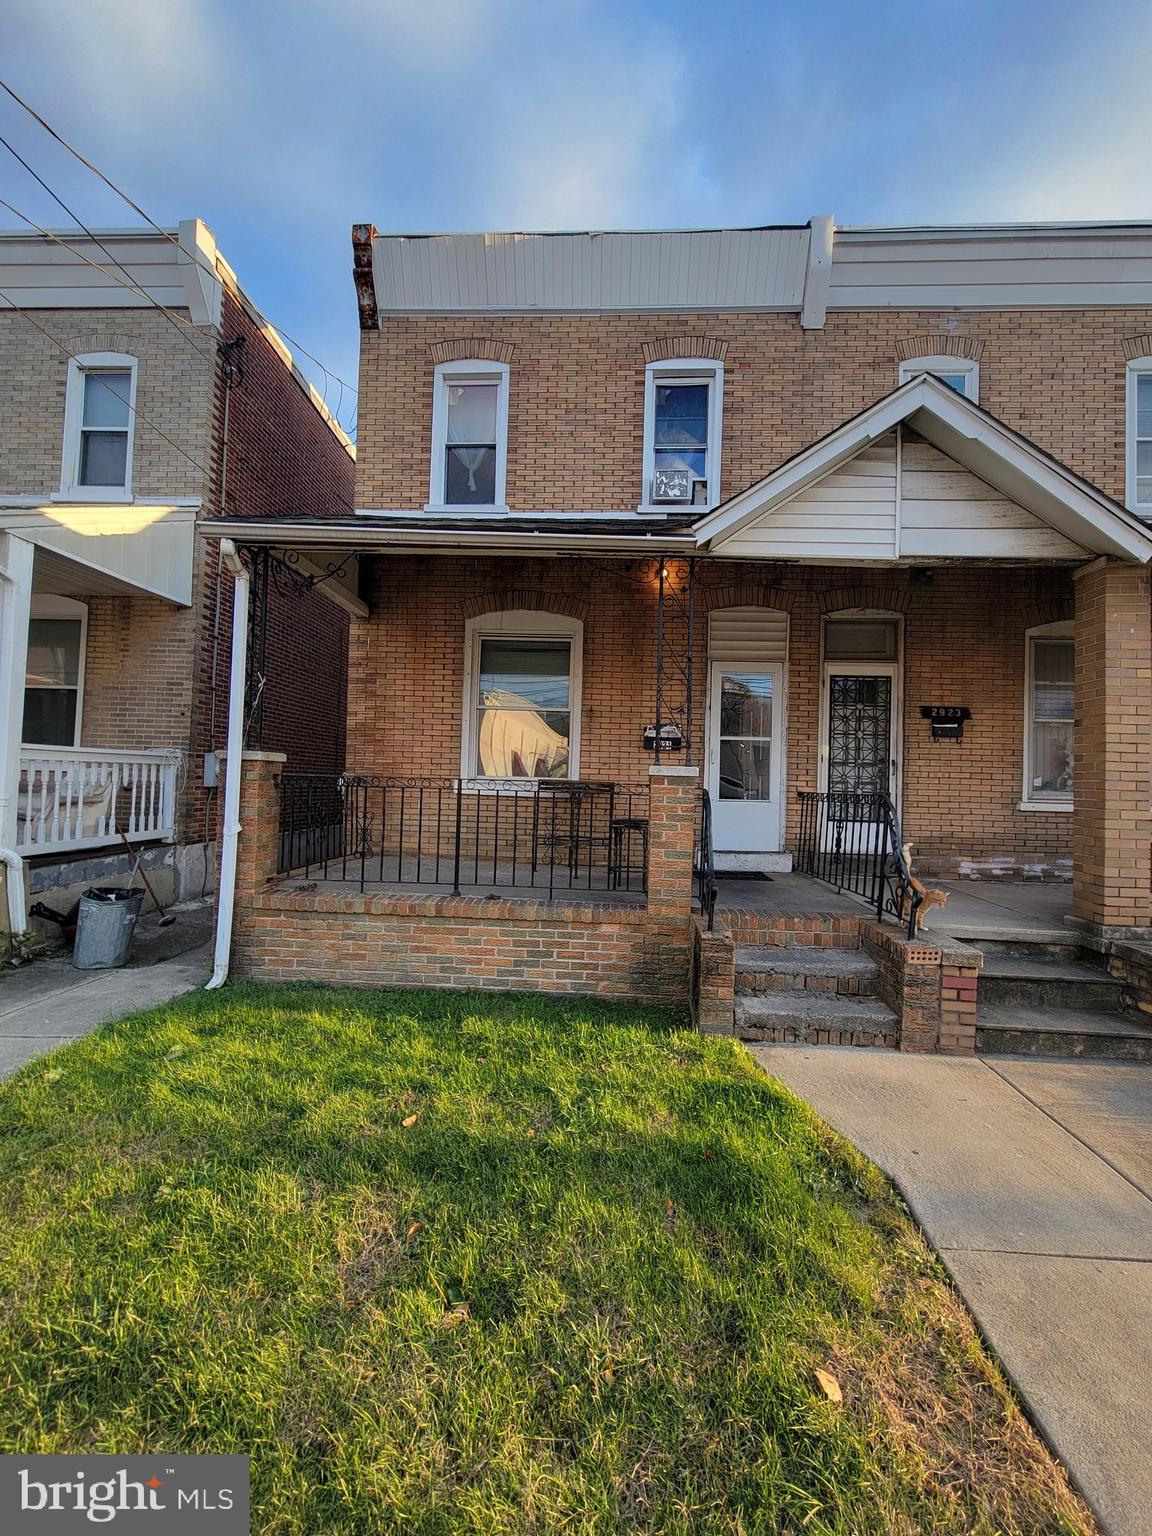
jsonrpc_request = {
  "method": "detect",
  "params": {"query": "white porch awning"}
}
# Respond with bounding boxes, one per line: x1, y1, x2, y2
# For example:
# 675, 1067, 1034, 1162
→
0, 503, 196, 605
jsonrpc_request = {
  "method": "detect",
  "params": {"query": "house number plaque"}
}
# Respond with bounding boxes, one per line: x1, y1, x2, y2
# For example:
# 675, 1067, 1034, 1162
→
920, 705, 971, 741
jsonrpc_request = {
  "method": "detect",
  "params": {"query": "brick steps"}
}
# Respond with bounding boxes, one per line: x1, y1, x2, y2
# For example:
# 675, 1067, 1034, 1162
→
734, 944, 881, 997
735, 989, 898, 1046
733, 944, 896, 1045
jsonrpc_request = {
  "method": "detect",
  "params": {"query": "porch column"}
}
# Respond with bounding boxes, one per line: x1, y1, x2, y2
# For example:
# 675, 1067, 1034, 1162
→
0, 534, 34, 934
219, 750, 286, 902
647, 765, 700, 918
1071, 559, 1152, 932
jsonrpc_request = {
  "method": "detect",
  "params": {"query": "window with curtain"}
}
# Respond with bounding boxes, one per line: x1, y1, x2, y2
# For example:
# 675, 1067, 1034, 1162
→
474, 637, 572, 778
445, 382, 498, 504
23, 616, 84, 745
1028, 636, 1074, 799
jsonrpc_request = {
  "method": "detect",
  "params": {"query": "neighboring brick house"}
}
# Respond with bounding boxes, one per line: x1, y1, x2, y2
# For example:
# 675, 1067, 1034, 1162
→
205, 217, 1152, 1048
0, 220, 354, 938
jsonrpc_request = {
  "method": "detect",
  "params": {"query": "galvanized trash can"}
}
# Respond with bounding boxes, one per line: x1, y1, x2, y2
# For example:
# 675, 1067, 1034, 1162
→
72, 887, 145, 970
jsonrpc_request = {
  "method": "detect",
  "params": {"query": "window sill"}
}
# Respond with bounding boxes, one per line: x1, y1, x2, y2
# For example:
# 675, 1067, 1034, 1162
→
1017, 799, 1074, 813
635, 503, 715, 517
53, 489, 133, 504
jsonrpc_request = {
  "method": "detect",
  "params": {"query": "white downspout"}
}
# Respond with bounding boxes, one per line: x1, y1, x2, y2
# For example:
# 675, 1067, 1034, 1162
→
206, 539, 249, 989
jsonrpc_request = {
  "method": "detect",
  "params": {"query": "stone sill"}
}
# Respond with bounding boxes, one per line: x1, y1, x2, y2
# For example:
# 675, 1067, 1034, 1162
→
255, 886, 676, 928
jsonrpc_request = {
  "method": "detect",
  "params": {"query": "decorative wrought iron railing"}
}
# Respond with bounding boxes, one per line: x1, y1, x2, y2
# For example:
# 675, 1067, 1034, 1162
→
278, 775, 650, 899
795, 791, 922, 938
697, 787, 717, 932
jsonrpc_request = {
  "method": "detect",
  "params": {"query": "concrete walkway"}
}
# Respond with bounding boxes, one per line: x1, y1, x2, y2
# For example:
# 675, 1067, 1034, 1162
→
0, 905, 213, 1077
752, 1046, 1152, 1536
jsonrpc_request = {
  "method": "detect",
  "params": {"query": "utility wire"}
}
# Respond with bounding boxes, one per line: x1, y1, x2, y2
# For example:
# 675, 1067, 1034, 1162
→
0, 291, 215, 483
0, 132, 219, 370
0, 192, 219, 370
0, 77, 359, 419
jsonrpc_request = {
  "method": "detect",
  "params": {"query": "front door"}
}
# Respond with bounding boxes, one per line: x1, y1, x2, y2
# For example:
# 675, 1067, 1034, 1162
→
820, 664, 899, 850
707, 663, 783, 852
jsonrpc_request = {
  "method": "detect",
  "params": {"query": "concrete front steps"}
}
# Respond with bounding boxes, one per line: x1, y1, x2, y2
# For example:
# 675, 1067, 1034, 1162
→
974, 940, 1152, 1062
733, 944, 898, 1047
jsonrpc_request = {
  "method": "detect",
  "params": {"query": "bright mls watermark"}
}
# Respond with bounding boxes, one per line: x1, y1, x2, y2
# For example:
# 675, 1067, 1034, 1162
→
0, 1455, 249, 1531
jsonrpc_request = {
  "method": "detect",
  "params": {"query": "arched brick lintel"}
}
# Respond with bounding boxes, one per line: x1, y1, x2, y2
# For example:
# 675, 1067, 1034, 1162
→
428, 338, 517, 365
818, 585, 913, 616
460, 587, 589, 622
894, 334, 984, 363
703, 581, 798, 613
642, 336, 729, 364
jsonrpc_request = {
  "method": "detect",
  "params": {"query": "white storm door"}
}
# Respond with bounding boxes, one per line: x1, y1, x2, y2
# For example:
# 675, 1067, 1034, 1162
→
707, 663, 783, 852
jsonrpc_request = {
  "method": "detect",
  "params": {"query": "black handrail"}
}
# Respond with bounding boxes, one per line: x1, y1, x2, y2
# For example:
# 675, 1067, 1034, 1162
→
795, 790, 921, 938
697, 787, 718, 932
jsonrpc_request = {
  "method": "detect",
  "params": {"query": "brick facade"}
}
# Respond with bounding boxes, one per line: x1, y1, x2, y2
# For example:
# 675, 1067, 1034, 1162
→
348, 553, 1075, 874
356, 307, 1149, 512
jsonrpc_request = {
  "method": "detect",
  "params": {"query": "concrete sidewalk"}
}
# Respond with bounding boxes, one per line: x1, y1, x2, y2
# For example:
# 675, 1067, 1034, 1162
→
0, 905, 213, 1077
752, 1046, 1152, 1536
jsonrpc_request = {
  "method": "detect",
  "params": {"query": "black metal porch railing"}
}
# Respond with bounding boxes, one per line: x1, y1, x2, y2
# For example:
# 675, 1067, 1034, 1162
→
278, 775, 650, 899
795, 791, 922, 937
697, 787, 717, 932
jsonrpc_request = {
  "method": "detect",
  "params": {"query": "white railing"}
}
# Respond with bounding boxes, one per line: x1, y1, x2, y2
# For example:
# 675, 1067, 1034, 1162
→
17, 748, 182, 855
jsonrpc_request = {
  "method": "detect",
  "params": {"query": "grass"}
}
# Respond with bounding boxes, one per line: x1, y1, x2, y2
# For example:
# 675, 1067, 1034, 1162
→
0, 983, 1092, 1535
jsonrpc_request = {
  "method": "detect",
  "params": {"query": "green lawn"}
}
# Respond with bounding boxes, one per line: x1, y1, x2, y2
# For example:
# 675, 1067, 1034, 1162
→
0, 984, 1090, 1535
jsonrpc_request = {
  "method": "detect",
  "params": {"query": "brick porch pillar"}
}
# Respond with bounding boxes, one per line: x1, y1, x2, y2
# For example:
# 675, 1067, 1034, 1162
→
1071, 560, 1152, 933
218, 750, 286, 902
647, 765, 700, 918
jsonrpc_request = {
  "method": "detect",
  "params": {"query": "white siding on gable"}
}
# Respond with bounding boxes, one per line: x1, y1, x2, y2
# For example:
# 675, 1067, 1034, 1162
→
719, 434, 898, 559
898, 436, 1089, 558
708, 606, 789, 661
712, 429, 1091, 561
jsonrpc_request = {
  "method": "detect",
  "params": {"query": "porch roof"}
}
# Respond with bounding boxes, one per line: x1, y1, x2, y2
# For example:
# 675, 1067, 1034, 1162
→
695, 374, 1152, 563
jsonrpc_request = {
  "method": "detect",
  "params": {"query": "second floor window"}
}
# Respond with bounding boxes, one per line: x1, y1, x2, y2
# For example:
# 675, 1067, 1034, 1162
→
61, 353, 137, 496
642, 361, 723, 509
428, 360, 509, 510
898, 355, 979, 401
1127, 359, 1152, 515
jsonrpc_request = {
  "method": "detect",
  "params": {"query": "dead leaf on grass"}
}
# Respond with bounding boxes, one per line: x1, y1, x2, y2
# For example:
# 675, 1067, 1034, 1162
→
814, 1367, 843, 1404
401, 1113, 420, 1129
441, 1301, 470, 1330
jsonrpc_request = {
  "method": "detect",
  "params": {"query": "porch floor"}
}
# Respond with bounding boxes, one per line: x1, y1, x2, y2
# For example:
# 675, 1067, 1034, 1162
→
275, 866, 646, 909
715, 872, 1073, 943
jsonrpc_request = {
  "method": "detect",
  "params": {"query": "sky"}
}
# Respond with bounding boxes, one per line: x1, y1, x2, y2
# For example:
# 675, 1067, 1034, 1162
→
4, 0, 1152, 440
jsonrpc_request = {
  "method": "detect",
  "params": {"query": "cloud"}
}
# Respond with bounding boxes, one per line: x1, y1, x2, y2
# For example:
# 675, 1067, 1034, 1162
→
489, 44, 691, 228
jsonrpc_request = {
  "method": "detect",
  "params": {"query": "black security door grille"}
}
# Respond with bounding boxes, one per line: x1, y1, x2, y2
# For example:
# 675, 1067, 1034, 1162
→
827, 675, 892, 796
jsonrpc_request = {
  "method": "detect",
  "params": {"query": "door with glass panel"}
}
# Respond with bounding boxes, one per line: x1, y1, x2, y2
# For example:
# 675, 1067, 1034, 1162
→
707, 664, 782, 852
819, 618, 902, 854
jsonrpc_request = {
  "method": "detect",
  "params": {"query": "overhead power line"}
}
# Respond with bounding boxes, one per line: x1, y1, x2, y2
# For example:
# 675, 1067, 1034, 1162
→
0, 77, 359, 421
0, 186, 219, 371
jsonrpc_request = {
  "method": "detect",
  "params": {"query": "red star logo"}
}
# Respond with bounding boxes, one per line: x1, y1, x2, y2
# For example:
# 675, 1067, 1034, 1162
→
146, 1476, 164, 1489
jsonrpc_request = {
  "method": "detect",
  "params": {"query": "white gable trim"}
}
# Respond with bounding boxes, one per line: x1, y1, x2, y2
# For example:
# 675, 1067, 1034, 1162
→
695, 375, 1152, 563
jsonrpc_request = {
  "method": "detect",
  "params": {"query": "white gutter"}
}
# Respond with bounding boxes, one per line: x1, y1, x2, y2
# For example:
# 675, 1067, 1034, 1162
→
0, 846, 26, 935
206, 539, 249, 990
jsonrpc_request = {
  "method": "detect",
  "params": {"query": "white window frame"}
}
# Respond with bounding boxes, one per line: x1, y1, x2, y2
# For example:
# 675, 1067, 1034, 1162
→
1125, 357, 1152, 515
640, 359, 724, 512
427, 359, 510, 513
23, 594, 88, 748
1020, 620, 1074, 812
58, 352, 138, 501
898, 355, 979, 401
460, 609, 582, 785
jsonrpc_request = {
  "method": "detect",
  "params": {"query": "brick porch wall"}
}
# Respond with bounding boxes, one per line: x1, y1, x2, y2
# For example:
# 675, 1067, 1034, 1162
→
349, 554, 1075, 875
